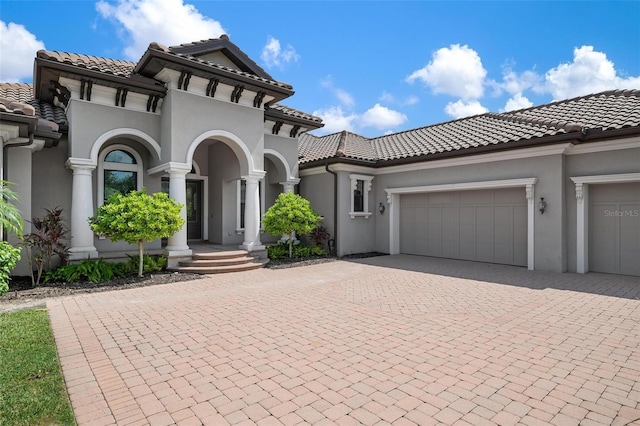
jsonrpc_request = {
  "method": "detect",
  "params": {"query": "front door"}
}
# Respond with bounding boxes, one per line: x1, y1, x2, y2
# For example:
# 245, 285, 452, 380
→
186, 180, 203, 240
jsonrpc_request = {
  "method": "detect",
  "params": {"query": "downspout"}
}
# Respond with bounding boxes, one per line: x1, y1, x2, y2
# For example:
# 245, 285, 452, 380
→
325, 162, 338, 256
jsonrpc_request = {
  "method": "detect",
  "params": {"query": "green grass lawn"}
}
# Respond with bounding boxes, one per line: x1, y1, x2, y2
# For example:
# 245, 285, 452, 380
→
0, 309, 76, 426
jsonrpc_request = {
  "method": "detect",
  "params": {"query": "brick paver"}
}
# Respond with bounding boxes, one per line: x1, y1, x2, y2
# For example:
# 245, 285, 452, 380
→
47, 255, 640, 425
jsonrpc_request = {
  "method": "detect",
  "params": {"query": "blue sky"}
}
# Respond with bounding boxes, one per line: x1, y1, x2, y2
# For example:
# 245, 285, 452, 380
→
1, 0, 639, 137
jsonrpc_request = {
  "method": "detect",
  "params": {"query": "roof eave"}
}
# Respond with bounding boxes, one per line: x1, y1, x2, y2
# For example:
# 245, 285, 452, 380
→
35, 57, 167, 101
264, 109, 324, 130
136, 49, 294, 102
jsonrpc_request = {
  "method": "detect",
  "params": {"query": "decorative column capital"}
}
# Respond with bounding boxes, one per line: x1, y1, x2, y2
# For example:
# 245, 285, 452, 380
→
66, 157, 96, 173
241, 172, 266, 183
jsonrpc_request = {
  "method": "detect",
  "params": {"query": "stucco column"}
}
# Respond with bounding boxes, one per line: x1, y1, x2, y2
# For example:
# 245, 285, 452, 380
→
166, 165, 192, 257
241, 175, 264, 251
66, 158, 99, 260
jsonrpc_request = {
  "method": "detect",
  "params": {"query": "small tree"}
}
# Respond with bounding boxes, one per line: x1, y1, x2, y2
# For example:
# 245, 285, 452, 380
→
89, 189, 185, 277
263, 193, 323, 258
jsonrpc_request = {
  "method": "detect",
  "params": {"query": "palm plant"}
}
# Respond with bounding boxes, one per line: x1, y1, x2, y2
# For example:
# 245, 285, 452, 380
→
0, 180, 23, 237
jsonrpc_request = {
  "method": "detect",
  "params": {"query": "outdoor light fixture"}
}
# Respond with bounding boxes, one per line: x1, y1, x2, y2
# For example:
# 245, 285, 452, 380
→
379, 202, 386, 215
539, 197, 547, 214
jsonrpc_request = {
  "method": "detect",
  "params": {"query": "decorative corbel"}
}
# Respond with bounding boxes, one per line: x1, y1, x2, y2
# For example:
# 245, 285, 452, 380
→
115, 88, 128, 107
231, 85, 244, 103
526, 184, 534, 204
272, 121, 283, 135
253, 91, 266, 108
146, 94, 161, 112
182, 72, 192, 91
387, 193, 393, 205
575, 183, 584, 203
290, 125, 301, 138
206, 79, 219, 97
50, 81, 70, 107
177, 71, 186, 90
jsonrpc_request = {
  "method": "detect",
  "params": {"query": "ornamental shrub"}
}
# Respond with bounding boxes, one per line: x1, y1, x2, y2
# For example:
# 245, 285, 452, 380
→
0, 242, 21, 296
89, 189, 184, 277
262, 193, 323, 258
22, 207, 69, 287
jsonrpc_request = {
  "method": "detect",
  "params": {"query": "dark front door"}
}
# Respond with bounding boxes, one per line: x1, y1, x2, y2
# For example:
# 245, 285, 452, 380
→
186, 180, 203, 240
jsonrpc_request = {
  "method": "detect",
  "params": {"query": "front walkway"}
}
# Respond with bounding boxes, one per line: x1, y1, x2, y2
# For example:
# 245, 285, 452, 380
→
47, 256, 640, 425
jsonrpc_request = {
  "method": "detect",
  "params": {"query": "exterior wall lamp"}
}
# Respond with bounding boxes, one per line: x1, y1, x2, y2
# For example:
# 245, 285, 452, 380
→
379, 202, 386, 215
539, 197, 547, 214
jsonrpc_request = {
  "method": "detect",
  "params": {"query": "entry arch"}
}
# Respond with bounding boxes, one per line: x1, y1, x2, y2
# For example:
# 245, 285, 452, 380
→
186, 130, 257, 177
90, 128, 161, 165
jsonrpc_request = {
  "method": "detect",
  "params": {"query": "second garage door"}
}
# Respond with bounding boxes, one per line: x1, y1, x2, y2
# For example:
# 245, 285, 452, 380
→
400, 188, 527, 266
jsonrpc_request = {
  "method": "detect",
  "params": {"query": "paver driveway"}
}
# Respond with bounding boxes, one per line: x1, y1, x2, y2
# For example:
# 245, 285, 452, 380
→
47, 255, 640, 426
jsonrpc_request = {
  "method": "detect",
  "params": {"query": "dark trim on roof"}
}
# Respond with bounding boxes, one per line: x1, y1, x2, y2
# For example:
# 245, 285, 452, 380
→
34, 57, 166, 103
265, 105, 324, 130
169, 35, 275, 81
135, 46, 293, 102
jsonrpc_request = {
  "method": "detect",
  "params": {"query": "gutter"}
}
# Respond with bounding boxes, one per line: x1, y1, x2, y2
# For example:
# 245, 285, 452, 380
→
325, 162, 338, 256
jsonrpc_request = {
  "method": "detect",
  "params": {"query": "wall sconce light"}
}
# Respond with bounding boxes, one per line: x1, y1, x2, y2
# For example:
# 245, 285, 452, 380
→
539, 197, 547, 214
379, 202, 386, 215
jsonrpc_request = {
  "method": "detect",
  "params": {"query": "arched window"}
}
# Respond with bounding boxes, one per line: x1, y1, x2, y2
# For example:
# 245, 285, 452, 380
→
97, 145, 143, 205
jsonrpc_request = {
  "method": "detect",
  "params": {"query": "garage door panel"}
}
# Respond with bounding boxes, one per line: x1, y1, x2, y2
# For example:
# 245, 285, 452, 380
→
494, 206, 514, 264
590, 182, 640, 276
620, 203, 640, 276
494, 187, 525, 203
400, 189, 526, 267
513, 205, 528, 266
400, 207, 415, 254
460, 189, 493, 204
414, 207, 428, 255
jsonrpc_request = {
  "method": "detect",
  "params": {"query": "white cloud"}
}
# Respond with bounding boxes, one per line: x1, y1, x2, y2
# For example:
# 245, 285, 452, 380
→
96, 0, 225, 60
320, 75, 355, 107
403, 95, 419, 106
260, 36, 299, 69
360, 103, 407, 130
444, 100, 488, 119
502, 93, 533, 112
0, 21, 45, 82
335, 88, 355, 108
312, 106, 358, 134
407, 44, 487, 100
542, 45, 640, 100
500, 67, 541, 96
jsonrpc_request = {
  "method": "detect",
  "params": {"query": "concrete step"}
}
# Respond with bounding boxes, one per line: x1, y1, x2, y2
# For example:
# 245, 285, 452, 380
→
169, 250, 268, 274
170, 259, 268, 274
178, 256, 256, 267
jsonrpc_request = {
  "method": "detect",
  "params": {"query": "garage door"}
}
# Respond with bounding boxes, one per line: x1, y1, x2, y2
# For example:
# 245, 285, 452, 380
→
589, 182, 640, 276
400, 188, 527, 266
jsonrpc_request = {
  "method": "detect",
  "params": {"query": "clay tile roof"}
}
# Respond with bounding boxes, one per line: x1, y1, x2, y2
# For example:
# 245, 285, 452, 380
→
268, 104, 323, 123
0, 83, 67, 126
299, 89, 640, 165
37, 50, 136, 77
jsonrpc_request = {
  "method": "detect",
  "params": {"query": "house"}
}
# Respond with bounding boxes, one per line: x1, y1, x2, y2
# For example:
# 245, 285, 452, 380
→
0, 35, 322, 275
1, 36, 639, 276
299, 93, 640, 276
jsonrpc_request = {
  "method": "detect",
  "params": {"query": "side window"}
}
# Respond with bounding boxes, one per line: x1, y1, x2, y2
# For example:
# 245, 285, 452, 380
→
349, 174, 373, 218
354, 180, 364, 212
98, 145, 143, 206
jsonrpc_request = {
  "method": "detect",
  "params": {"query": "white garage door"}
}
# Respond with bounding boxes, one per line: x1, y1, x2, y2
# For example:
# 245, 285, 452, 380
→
400, 188, 527, 266
589, 182, 640, 276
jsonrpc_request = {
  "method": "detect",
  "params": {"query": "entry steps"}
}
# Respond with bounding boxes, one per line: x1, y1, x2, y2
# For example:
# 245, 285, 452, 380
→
169, 250, 268, 274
